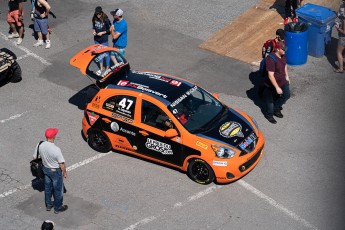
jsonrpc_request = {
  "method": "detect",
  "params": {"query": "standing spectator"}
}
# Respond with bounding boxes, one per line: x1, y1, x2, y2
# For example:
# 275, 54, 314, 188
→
284, 0, 303, 24
33, 128, 68, 214
263, 41, 291, 124
7, 0, 24, 45
92, 6, 111, 76
110, 8, 128, 56
335, 0, 345, 73
33, 0, 51, 49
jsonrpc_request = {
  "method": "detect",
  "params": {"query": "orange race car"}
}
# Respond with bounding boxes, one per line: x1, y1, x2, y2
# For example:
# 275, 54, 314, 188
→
70, 44, 265, 184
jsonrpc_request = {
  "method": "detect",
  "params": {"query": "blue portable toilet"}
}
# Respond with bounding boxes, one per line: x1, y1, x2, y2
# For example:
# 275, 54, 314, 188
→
296, 3, 337, 57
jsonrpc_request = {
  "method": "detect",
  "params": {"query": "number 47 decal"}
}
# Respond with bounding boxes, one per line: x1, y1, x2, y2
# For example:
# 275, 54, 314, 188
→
118, 98, 133, 110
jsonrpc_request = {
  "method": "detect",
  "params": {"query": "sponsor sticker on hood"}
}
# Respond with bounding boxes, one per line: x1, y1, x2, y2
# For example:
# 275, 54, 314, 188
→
219, 121, 244, 138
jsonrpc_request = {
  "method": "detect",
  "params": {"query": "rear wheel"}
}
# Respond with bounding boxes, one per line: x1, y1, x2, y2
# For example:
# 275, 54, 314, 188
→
87, 129, 112, 153
9, 61, 22, 83
187, 159, 215, 185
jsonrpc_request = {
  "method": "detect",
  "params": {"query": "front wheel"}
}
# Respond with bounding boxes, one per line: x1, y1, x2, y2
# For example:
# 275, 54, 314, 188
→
187, 159, 215, 185
87, 129, 112, 153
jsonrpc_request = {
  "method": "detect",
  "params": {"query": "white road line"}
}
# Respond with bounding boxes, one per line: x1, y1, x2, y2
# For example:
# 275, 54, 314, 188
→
123, 180, 318, 230
238, 180, 319, 230
123, 185, 222, 230
0, 152, 111, 199
0, 32, 51, 65
17, 54, 31, 61
0, 111, 28, 123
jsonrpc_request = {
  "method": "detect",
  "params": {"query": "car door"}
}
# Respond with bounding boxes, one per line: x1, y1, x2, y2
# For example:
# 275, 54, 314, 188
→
97, 94, 140, 152
134, 99, 187, 167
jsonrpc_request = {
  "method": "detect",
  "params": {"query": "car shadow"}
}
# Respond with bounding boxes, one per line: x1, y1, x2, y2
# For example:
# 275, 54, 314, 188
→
246, 71, 266, 116
68, 84, 100, 110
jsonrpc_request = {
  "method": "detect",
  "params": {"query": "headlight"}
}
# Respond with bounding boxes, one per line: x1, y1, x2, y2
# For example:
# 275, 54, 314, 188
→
211, 145, 236, 159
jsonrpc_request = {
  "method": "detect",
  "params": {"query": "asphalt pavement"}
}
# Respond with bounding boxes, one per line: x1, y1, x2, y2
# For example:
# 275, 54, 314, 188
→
0, 0, 344, 229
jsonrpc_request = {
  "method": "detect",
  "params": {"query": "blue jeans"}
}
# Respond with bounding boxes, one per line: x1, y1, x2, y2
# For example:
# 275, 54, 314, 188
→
95, 41, 110, 69
263, 82, 290, 117
43, 166, 64, 211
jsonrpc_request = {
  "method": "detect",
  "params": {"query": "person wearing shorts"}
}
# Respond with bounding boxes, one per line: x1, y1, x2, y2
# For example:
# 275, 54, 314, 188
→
33, 0, 51, 49
7, 0, 24, 45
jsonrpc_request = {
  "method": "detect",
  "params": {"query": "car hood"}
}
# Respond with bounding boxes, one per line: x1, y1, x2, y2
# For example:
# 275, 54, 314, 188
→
197, 108, 256, 150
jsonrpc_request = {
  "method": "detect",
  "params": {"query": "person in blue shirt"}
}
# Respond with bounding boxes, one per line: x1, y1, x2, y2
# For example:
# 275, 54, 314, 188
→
110, 8, 128, 56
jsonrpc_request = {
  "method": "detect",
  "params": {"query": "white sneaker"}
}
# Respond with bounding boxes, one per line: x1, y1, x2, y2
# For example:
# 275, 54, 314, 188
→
33, 40, 44, 47
16, 38, 23, 45
96, 70, 103, 76
8, 33, 19, 39
45, 40, 51, 49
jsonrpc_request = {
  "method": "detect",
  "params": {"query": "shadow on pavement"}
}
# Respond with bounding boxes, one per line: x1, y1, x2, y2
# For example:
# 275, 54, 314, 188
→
246, 71, 265, 116
68, 84, 99, 110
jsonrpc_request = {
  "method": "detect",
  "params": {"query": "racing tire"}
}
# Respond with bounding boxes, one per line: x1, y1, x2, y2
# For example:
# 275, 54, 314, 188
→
87, 129, 112, 153
9, 62, 22, 83
187, 158, 215, 185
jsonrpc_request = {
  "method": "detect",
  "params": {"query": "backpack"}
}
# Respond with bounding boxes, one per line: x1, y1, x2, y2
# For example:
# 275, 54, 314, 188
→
259, 53, 277, 79
261, 39, 277, 58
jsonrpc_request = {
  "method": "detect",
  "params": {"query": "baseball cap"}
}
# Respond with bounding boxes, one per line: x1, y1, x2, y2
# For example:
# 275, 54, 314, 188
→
110, 8, 124, 16
45, 128, 59, 139
276, 29, 285, 40
275, 41, 287, 51
95, 6, 102, 14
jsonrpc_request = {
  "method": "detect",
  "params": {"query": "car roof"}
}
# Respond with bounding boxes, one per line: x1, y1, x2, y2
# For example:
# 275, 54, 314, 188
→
107, 70, 195, 105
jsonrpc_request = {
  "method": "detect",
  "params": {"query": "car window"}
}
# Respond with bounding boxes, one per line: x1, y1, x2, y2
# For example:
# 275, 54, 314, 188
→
168, 86, 224, 133
141, 100, 174, 131
87, 51, 126, 78
103, 95, 136, 119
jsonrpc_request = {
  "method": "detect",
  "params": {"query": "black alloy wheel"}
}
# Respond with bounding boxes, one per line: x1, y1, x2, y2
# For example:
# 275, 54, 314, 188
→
87, 129, 112, 153
187, 159, 215, 185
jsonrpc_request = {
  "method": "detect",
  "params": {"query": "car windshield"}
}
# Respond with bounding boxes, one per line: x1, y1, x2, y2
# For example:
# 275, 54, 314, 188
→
168, 86, 225, 133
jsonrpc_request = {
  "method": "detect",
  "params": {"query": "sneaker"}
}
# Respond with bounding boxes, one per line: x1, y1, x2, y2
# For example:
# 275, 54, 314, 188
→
273, 110, 284, 118
54, 205, 68, 214
292, 18, 298, 23
16, 38, 23, 45
8, 33, 19, 39
45, 40, 51, 49
265, 115, 277, 124
283, 18, 289, 25
33, 40, 44, 47
46, 206, 53, 211
96, 69, 103, 76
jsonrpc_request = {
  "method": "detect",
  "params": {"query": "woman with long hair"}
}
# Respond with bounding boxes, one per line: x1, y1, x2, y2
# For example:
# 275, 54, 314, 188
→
92, 6, 111, 76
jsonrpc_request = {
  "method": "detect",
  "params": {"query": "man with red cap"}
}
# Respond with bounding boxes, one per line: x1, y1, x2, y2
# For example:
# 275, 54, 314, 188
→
263, 41, 291, 124
33, 128, 68, 214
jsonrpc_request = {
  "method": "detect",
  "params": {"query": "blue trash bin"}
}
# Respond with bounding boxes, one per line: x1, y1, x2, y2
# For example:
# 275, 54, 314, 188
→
284, 22, 308, 66
296, 3, 337, 57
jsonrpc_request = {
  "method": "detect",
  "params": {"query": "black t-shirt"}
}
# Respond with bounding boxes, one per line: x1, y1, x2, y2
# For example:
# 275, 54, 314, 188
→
8, 0, 23, 12
93, 17, 111, 43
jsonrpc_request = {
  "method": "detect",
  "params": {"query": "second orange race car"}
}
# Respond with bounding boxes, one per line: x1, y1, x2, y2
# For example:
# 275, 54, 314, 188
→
70, 44, 265, 184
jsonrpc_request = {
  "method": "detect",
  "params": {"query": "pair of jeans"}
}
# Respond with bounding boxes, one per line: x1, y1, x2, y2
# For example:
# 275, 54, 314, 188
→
285, 0, 298, 18
94, 41, 111, 70
43, 166, 64, 211
263, 82, 290, 117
